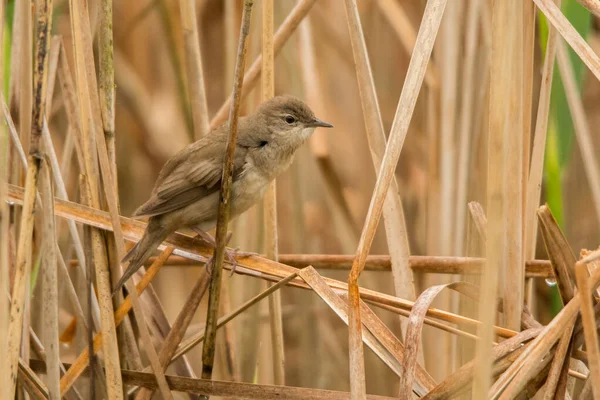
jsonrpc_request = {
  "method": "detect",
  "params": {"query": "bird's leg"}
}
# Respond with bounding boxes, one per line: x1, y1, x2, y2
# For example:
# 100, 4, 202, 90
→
191, 227, 218, 276
191, 227, 217, 247
191, 228, 257, 276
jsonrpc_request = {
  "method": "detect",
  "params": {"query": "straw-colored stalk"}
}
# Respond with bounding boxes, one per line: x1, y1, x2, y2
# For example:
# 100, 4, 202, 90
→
0, 0, 7, 396
0, 127, 6, 400
425, 86, 441, 258
99, 0, 117, 192
473, 0, 520, 395
342, 0, 415, 307
79, 178, 100, 399
505, 0, 524, 330
542, 323, 574, 399
228, 8, 262, 383
557, 41, 600, 223
59, 126, 79, 175
39, 157, 60, 399
534, 0, 600, 81
261, 0, 286, 385
467, 202, 487, 242
584, 250, 600, 297
537, 205, 576, 304
436, 0, 460, 379
345, 0, 446, 397
35, 358, 403, 400
7, 0, 19, 107
574, 262, 600, 398
179, 0, 210, 140
454, 0, 483, 256
6, 157, 39, 400
524, 0, 560, 265
19, 359, 50, 399
45, 37, 60, 121
57, 39, 84, 168
582, 249, 600, 264
18, 0, 33, 153
439, 0, 458, 258
44, 39, 75, 237
56, 244, 91, 349
122, 253, 554, 278
7, 0, 53, 396
222, 3, 243, 377
201, 0, 254, 384
522, 1, 535, 228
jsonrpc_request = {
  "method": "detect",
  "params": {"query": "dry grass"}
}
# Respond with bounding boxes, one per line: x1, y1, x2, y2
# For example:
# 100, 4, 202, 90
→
2, 0, 600, 399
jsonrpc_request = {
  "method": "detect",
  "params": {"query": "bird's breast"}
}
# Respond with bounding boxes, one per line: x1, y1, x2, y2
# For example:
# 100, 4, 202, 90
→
257, 143, 298, 180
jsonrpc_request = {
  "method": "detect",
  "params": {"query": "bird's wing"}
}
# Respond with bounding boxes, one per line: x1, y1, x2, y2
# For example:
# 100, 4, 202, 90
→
134, 132, 252, 218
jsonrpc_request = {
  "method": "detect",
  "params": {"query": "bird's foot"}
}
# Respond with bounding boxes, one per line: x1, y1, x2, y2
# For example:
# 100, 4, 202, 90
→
192, 228, 256, 277
224, 247, 258, 276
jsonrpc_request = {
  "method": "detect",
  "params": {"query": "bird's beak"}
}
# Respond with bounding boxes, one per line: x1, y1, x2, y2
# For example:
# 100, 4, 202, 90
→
310, 118, 334, 128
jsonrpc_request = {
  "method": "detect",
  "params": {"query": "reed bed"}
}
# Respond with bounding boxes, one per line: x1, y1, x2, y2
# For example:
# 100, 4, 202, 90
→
2, 0, 600, 399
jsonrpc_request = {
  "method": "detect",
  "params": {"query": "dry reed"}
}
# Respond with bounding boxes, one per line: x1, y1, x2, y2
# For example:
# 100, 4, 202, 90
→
200, 0, 254, 386
4, 1, 600, 399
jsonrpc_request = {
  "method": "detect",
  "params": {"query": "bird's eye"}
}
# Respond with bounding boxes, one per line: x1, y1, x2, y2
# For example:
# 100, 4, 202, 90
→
284, 115, 296, 124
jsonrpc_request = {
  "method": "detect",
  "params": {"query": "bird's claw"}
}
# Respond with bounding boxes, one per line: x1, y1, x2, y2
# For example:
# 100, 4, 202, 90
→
225, 248, 258, 276
203, 248, 253, 278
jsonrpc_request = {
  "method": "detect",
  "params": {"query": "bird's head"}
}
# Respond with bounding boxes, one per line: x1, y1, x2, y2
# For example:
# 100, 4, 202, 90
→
256, 95, 333, 147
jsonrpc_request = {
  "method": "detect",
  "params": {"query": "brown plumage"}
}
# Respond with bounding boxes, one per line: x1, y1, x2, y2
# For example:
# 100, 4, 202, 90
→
113, 95, 333, 294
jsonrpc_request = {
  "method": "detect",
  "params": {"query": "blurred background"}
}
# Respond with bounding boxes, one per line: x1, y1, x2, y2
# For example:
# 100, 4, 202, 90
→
7, 0, 600, 397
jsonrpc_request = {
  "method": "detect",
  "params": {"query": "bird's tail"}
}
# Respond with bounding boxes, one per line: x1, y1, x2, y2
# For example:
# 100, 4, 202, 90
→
112, 219, 169, 296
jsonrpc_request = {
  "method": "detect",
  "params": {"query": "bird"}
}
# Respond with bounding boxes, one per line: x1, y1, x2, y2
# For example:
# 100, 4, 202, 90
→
112, 95, 333, 294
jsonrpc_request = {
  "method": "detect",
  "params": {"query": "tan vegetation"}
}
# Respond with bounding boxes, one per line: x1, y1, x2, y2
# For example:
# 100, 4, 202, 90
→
2, 0, 600, 399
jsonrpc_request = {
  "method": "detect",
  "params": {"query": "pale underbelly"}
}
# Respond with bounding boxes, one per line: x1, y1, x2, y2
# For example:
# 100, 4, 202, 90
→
170, 170, 270, 231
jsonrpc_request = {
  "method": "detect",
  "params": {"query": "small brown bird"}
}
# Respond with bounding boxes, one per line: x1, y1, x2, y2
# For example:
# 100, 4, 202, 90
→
113, 95, 333, 293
